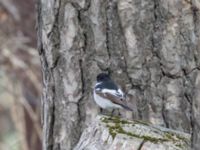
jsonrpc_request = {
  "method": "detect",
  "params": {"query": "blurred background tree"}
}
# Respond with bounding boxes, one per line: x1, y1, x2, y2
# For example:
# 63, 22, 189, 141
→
0, 0, 42, 150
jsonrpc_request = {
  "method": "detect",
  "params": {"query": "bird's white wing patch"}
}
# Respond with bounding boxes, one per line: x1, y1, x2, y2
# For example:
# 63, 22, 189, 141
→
118, 89, 124, 95
102, 89, 118, 95
102, 88, 124, 99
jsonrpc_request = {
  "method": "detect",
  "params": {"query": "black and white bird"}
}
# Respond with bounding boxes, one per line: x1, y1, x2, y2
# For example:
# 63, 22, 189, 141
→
93, 73, 133, 111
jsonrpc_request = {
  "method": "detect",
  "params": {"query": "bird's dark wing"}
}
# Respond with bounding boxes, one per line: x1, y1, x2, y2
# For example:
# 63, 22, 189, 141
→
95, 90, 132, 111
95, 81, 125, 99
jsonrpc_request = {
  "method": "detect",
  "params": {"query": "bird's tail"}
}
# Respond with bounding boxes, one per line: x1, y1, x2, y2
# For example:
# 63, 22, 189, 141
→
121, 104, 133, 111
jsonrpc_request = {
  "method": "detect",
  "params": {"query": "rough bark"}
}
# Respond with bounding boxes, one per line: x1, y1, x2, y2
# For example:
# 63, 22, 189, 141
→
74, 115, 191, 150
37, 0, 200, 149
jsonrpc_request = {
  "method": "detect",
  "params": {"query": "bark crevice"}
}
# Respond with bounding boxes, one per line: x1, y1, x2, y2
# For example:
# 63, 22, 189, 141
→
137, 140, 146, 150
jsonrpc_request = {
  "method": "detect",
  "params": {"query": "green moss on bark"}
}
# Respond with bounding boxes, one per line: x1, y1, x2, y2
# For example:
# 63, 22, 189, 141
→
100, 115, 189, 148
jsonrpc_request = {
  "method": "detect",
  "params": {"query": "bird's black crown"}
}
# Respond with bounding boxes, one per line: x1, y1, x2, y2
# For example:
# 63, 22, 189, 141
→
96, 73, 110, 82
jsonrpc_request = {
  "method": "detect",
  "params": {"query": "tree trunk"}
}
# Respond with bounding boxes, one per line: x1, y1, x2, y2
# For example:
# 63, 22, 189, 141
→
74, 115, 191, 150
37, 0, 200, 149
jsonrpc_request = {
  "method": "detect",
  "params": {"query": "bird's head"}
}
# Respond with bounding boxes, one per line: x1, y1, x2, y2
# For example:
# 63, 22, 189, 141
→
96, 73, 110, 82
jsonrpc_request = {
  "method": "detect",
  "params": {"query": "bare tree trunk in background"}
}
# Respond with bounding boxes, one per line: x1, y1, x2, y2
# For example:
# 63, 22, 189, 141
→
37, 0, 200, 149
